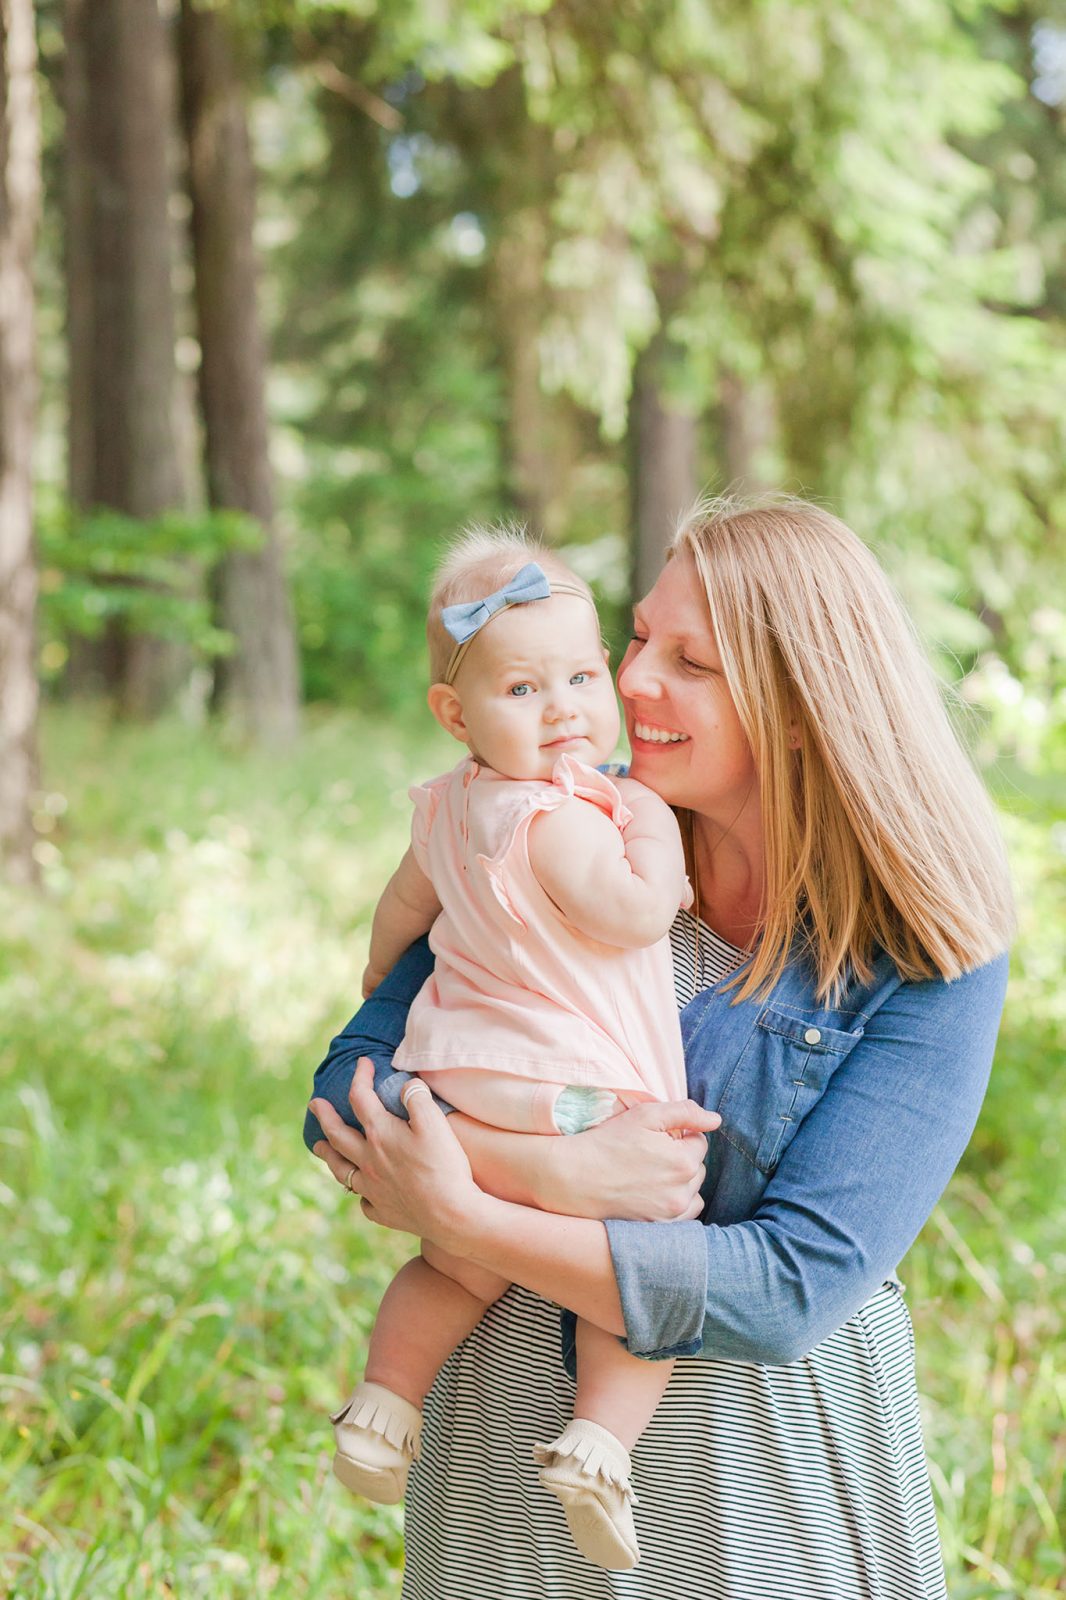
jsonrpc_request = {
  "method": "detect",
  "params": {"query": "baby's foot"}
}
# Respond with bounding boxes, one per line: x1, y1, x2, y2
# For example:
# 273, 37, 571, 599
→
533, 1419, 640, 1570
330, 1380, 423, 1504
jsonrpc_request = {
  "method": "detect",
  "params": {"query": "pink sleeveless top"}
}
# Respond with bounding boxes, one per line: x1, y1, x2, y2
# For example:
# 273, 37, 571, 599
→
391, 756, 688, 1103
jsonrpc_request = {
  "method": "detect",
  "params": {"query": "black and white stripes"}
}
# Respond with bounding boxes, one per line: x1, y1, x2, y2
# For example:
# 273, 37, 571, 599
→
401, 913, 948, 1600
668, 908, 747, 1003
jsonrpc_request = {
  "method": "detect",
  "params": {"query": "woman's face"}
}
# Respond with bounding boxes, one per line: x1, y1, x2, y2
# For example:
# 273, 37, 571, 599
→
617, 555, 758, 826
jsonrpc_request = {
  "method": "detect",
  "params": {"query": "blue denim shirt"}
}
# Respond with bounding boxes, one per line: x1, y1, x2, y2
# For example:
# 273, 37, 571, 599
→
305, 935, 1008, 1368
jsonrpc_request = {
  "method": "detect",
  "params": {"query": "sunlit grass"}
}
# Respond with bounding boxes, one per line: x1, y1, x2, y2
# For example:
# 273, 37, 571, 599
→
1, 706, 1063, 1598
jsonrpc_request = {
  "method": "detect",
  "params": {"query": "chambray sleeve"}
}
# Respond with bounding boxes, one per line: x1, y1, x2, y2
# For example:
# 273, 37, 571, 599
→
603, 952, 1009, 1365
302, 935, 437, 1150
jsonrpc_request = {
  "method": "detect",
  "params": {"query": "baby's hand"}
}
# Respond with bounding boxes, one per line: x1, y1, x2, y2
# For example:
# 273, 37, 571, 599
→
362, 963, 387, 999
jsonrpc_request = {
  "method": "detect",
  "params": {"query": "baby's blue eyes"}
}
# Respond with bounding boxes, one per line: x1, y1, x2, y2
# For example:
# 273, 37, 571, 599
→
507, 671, 592, 697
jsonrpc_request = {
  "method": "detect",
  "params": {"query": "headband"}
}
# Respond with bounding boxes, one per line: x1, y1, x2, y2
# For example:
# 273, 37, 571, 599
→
439, 561, 594, 685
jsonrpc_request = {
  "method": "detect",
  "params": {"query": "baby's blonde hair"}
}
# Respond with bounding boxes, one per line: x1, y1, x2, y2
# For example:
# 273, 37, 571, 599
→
426, 524, 596, 684
670, 494, 1014, 1000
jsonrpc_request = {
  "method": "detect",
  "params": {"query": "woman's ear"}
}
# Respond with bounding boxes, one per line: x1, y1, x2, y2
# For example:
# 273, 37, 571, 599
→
427, 682, 468, 742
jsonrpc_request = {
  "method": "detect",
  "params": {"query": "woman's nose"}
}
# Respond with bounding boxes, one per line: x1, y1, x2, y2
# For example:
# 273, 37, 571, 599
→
617, 642, 661, 702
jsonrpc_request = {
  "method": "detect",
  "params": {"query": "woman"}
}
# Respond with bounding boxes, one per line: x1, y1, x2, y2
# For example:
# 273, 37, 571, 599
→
310, 497, 1011, 1600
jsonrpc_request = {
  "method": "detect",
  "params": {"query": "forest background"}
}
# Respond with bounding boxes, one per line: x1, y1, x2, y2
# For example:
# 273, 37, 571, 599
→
0, 0, 1064, 1596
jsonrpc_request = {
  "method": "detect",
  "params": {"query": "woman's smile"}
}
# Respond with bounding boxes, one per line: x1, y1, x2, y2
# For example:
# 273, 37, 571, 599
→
631, 721, 690, 746
618, 555, 757, 823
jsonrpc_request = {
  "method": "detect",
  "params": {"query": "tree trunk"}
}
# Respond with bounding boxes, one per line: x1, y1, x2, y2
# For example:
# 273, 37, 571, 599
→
0, 0, 41, 884
474, 74, 576, 543
178, 0, 299, 743
489, 208, 568, 540
81, 0, 185, 714
61, 0, 93, 511
629, 331, 698, 601
718, 369, 776, 496
59, 0, 102, 695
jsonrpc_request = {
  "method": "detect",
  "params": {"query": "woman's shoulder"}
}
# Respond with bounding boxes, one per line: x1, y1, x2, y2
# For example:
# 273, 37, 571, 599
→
683, 942, 1009, 1064
772, 943, 1009, 1028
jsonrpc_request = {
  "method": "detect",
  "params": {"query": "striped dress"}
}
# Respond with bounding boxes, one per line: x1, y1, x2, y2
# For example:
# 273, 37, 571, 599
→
402, 911, 948, 1600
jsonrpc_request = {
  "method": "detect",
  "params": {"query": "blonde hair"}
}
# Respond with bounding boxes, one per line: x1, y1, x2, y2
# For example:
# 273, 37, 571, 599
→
426, 523, 596, 684
671, 495, 1014, 1001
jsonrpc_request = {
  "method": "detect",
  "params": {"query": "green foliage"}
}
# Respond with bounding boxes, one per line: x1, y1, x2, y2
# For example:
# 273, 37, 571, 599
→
15, 0, 1066, 1589
0, 708, 450, 1598
258, 48, 511, 703
245, 0, 1066, 718
36, 504, 264, 681
1, 709, 1062, 1596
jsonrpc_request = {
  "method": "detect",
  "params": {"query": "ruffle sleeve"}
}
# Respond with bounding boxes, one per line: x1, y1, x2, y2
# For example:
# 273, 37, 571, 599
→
550, 753, 634, 830
408, 769, 454, 874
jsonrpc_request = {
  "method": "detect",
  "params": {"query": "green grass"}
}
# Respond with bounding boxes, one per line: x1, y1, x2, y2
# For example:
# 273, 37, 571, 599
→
1, 707, 1063, 1599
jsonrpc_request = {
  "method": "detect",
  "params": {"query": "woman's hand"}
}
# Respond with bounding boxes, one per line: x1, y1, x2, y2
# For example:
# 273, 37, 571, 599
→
534, 1099, 720, 1223
310, 1060, 484, 1252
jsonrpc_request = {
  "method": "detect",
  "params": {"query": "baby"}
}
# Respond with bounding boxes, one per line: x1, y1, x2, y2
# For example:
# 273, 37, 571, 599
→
312, 528, 692, 1571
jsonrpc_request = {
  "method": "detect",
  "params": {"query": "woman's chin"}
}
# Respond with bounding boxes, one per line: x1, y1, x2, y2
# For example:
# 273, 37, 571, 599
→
626, 744, 685, 798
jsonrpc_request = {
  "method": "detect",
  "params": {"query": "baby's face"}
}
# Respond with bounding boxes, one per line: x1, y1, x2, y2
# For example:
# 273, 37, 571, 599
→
452, 594, 619, 781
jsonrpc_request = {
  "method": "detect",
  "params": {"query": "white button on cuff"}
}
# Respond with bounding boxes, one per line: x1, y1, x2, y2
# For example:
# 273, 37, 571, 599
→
804, 1027, 822, 1045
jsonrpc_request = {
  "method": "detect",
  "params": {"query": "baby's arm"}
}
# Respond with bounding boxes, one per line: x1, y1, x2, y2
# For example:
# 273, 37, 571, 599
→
526, 779, 687, 949
363, 848, 442, 997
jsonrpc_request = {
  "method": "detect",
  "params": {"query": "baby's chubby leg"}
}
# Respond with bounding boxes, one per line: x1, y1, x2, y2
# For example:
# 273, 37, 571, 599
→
573, 1317, 673, 1450
332, 1245, 509, 1503
419, 1068, 621, 1136
364, 1241, 510, 1408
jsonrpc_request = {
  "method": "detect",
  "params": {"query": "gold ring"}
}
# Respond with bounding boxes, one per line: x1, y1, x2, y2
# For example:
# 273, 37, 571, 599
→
344, 1164, 358, 1194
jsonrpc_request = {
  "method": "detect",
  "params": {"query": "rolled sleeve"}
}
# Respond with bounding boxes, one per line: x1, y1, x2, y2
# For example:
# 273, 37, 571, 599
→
604, 1218, 708, 1358
601, 953, 1007, 1367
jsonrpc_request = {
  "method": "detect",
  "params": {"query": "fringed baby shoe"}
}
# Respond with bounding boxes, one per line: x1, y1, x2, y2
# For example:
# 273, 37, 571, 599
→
533, 1419, 640, 1571
330, 1380, 423, 1504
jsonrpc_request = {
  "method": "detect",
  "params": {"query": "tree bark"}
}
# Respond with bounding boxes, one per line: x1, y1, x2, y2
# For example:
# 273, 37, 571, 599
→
489, 207, 570, 540
470, 72, 576, 543
718, 369, 776, 496
629, 331, 698, 601
59, 0, 102, 696
79, 0, 185, 713
178, 0, 299, 743
61, 0, 93, 512
0, 0, 41, 884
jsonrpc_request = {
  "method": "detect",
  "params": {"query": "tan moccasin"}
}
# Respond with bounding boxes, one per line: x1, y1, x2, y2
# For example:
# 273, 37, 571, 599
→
330, 1380, 423, 1504
533, 1418, 640, 1570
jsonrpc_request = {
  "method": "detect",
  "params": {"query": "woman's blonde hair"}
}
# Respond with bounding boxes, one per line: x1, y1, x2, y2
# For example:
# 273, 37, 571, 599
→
426, 523, 595, 683
672, 495, 1014, 1002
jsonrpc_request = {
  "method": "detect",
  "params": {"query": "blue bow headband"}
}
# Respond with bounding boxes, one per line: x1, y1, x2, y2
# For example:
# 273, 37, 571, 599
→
440, 561, 592, 684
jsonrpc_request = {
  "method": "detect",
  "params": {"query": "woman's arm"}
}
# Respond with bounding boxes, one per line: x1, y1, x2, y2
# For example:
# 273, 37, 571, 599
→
312, 1066, 717, 1336
303, 936, 436, 1151
601, 953, 1010, 1365
306, 937, 715, 1217
449, 1102, 715, 1220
